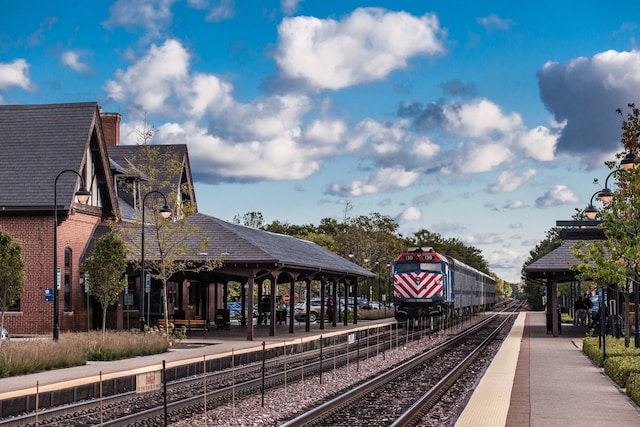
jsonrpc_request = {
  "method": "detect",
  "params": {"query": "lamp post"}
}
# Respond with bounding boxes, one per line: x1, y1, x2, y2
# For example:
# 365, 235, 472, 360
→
53, 170, 91, 341
139, 191, 172, 332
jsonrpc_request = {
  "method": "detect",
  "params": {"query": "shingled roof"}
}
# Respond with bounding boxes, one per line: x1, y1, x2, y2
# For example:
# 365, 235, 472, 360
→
524, 240, 581, 282
125, 212, 374, 280
0, 102, 117, 215
108, 144, 197, 220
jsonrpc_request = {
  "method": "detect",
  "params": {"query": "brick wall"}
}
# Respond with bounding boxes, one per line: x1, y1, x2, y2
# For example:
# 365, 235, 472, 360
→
0, 211, 99, 335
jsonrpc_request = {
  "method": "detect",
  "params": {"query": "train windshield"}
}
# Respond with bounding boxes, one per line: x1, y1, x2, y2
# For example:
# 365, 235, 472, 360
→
395, 261, 443, 273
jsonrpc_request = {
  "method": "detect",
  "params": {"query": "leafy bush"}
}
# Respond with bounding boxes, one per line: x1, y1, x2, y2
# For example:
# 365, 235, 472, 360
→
582, 337, 640, 367
604, 356, 640, 388
627, 373, 640, 406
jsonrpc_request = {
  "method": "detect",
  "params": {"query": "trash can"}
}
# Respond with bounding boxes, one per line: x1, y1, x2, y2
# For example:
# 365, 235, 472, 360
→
546, 308, 561, 334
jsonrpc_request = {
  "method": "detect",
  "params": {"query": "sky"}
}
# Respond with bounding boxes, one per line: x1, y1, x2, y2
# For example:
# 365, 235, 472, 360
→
1, 1, 640, 284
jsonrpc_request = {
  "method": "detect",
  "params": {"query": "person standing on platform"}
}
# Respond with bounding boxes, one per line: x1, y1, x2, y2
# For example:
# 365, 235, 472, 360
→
327, 297, 335, 323
583, 294, 593, 327
574, 297, 585, 326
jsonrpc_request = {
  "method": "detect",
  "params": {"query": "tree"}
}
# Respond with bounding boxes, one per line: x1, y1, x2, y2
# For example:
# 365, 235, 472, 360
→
410, 229, 490, 274
81, 232, 129, 333
233, 211, 265, 228
117, 139, 222, 335
0, 230, 25, 346
571, 104, 640, 346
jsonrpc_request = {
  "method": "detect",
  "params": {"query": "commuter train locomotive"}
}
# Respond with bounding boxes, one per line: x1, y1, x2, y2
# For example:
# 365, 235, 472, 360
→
392, 247, 496, 322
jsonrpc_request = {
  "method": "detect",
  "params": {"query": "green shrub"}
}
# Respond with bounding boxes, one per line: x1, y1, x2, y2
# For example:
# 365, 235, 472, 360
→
604, 356, 640, 388
583, 337, 640, 367
583, 337, 605, 366
627, 373, 640, 406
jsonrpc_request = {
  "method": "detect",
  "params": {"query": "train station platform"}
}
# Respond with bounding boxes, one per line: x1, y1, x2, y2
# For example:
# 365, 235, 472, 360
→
456, 311, 640, 427
0, 318, 396, 400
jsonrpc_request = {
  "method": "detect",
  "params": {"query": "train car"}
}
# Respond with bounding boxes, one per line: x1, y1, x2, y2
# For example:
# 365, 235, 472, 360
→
392, 247, 496, 322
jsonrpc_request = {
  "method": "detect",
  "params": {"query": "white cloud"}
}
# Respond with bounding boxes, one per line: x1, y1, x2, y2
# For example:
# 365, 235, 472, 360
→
443, 98, 523, 139
61, 50, 91, 73
103, 0, 176, 39
347, 118, 440, 169
488, 169, 537, 193
465, 233, 501, 245
477, 14, 513, 32
397, 206, 422, 224
486, 247, 523, 276
179, 73, 235, 119
504, 200, 525, 209
154, 121, 323, 181
275, 8, 445, 90
535, 185, 579, 208
105, 39, 189, 113
519, 125, 558, 161
281, 0, 302, 15
303, 119, 347, 145
454, 141, 513, 174
0, 59, 33, 91
330, 167, 420, 196
206, 0, 235, 22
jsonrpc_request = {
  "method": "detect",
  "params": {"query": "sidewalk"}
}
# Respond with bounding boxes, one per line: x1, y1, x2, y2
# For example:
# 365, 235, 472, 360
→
456, 312, 640, 427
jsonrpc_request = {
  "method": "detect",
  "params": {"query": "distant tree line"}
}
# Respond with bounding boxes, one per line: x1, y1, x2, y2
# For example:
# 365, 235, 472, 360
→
232, 207, 514, 299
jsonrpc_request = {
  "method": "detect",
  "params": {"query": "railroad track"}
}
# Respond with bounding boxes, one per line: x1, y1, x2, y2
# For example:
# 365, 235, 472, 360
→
280, 307, 519, 427
0, 326, 403, 426
1, 305, 521, 426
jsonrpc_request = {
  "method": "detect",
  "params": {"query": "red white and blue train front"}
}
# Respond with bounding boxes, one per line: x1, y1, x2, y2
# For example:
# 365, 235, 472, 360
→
392, 247, 453, 321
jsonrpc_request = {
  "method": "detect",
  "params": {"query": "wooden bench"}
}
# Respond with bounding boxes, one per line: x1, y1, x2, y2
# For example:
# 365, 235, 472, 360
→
158, 318, 208, 333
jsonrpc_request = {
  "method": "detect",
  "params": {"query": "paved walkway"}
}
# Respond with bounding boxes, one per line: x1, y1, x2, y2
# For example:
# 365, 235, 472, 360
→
456, 312, 640, 427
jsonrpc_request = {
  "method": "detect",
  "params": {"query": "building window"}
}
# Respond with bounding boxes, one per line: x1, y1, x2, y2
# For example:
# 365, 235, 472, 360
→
64, 248, 72, 312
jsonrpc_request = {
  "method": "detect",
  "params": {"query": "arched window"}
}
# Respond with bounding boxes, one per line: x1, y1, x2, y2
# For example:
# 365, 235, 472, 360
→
64, 248, 72, 312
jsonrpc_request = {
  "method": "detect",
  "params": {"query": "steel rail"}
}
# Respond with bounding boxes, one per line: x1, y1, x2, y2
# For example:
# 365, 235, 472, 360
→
391, 311, 516, 426
279, 314, 500, 427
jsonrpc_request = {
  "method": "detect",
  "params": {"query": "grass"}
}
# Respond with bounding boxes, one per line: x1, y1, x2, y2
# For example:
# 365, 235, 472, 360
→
0, 331, 171, 378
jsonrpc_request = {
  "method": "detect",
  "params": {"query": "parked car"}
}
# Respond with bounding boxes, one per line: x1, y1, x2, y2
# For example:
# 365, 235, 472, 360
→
294, 298, 335, 322
1, 328, 9, 341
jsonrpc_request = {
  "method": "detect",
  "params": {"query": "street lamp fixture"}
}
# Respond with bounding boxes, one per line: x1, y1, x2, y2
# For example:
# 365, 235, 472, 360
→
139, 190, 172, 332
53, 170, 91, 341
584, 191, 601, 220
620, 152, 637, 170
598, 154, 638, 204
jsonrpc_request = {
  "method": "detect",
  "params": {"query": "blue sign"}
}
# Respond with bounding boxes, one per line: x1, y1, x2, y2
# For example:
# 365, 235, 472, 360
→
45, 288, 53, 302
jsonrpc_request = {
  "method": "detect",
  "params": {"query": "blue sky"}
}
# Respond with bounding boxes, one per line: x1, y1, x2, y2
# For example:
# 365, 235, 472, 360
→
2, 1, 640, 283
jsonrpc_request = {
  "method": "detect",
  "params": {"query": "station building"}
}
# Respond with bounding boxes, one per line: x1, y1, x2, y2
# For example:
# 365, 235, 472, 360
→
0, 102, 373, 341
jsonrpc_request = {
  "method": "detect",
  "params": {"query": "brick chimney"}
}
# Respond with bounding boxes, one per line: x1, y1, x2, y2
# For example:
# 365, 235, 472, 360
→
101, 112, 122, 147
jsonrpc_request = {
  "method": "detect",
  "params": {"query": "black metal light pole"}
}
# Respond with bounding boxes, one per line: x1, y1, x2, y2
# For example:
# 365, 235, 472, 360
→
635, 278, 640, 348
139, 191, 172, 332
53, 170, 91, 341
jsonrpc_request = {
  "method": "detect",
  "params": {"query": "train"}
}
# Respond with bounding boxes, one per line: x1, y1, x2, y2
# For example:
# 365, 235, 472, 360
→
392, 247, 496, 322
